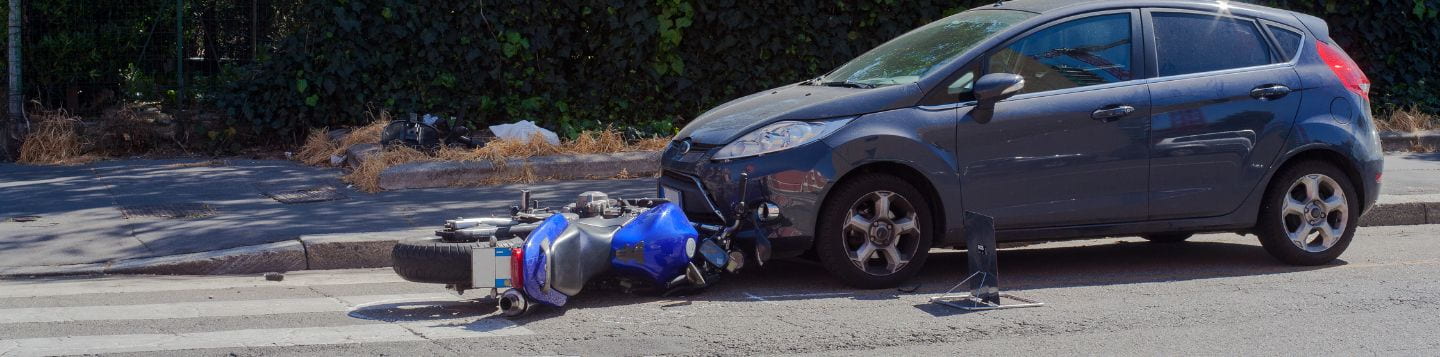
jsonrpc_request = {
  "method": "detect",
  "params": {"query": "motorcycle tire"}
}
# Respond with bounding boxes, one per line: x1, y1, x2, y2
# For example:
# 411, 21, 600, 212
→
391, 236, 519, 284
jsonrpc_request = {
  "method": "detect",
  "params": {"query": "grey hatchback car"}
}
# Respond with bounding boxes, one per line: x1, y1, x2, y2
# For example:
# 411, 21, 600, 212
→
658, 0, 1383, 288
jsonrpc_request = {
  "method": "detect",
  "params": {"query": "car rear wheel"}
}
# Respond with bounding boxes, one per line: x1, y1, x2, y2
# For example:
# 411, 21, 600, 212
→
815, 174, 933, 289
1255, 161, 1358, 265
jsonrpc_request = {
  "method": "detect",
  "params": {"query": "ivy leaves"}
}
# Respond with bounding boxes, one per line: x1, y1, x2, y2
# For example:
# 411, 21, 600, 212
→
213, 0, 1438, 141
500, 31, 530, 59
654, 0, 694, 75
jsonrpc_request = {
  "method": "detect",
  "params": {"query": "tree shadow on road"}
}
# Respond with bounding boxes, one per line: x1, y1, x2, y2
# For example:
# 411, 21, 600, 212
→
503, 236, 1344, 323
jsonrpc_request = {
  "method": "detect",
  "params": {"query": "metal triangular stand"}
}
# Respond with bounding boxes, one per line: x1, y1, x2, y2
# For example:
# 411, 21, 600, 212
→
929, 212, 1044, 311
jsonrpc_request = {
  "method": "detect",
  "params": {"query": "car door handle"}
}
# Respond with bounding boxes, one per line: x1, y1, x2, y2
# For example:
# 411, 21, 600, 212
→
1091, 105, 1135, 122
1250, 84, 1292, 100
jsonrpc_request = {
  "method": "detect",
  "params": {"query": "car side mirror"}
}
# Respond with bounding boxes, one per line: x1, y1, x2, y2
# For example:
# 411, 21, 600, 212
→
974, 73, 1024, 105
970, 73, 1024, 124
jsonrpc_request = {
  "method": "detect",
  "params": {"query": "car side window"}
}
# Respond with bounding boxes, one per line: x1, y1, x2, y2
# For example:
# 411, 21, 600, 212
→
1152, 12, 1272, 76
1267, 25, 1304, 62
987, 13, 1133, 94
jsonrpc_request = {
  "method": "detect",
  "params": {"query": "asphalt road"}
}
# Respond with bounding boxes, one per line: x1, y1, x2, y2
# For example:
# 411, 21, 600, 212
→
3, 225, 1438, 356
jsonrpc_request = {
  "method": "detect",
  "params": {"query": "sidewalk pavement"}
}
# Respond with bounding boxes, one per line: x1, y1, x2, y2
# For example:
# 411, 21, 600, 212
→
1, 153, 1436, 276
0, 159, 651, 275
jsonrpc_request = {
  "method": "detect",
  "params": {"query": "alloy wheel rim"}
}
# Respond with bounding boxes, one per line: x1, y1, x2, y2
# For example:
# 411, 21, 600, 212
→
842, 191, 920, 276
1280, 174, 1348, 253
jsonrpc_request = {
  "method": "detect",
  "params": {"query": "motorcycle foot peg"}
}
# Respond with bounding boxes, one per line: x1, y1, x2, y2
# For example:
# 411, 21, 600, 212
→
725, 251, 745, 273
685, 262, 707, 287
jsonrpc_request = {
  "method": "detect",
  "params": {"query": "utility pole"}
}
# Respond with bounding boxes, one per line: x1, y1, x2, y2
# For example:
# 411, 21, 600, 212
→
176, 0, 184, 110
3, 0, 23, 161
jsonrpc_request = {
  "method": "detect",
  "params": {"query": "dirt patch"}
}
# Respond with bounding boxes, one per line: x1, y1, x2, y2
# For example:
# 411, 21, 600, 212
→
17, 110, 97, 165
93, 102, 172, 156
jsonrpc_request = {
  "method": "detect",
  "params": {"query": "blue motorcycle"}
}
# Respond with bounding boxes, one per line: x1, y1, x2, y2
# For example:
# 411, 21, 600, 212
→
392, 175, 768, 316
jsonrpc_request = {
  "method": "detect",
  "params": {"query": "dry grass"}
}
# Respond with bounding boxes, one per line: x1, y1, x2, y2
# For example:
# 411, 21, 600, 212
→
633, 136, 671, 152
337, 118, 387, 152
1377, 107, 1439, 133
17, 110, 97, 165
468, 132, 565, 163
293, 111, 390, 167
342, 146, 430, 192
328, 125, 671, 192
294, 128, 338, 166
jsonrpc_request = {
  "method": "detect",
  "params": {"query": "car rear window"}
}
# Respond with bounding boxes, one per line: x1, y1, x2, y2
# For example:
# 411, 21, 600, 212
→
1267, 25, 1304, 62
1152, 12, 1272, 76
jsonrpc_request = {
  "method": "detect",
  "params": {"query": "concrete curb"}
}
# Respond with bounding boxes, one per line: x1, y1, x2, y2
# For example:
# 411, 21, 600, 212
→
3, 196, 1436, 278
377, 151, 661, 190
301, 230, 426, 270
1380, 130, 1440, 151
105, 240, 309, 275
1360, 194, 1440, 227
0, 229, 431, 278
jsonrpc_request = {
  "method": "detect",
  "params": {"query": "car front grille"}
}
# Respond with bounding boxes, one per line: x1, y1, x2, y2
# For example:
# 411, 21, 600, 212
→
658, 170, 726, 224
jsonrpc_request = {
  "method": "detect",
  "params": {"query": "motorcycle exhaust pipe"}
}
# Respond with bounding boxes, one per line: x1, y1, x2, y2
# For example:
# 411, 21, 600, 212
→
498, 289, 530, 317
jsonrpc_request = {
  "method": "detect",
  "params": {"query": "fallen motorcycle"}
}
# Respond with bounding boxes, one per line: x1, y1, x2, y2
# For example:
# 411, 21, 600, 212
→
391, 175, 769, 316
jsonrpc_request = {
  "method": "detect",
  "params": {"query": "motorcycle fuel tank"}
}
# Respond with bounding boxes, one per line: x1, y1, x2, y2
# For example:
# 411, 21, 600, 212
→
609, 202, 700, 287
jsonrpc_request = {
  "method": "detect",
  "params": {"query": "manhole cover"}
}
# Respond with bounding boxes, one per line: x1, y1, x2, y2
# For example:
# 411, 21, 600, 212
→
120, 203, 217, 219
263, 186, 347, 204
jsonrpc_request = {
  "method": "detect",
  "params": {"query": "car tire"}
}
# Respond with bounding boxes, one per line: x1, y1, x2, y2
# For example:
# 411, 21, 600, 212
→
1255, 160, 1359, 266
814, 174, 933, 289
1141, 233, 1193, 243
392, 237, 520, 284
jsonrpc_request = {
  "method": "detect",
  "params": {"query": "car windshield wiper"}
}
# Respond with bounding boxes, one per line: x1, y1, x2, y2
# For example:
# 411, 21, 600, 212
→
817, 81, 876, 89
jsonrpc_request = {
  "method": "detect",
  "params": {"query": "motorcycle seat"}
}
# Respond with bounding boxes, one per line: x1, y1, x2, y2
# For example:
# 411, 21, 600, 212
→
545, 218, 624, 296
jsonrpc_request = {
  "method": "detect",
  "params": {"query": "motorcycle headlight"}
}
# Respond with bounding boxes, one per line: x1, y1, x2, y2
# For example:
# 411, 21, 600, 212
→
712, 118, 853, 160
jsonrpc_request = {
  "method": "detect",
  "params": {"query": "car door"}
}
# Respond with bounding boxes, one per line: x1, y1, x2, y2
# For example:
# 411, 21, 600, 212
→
1143, 10, 1303, 220
955, 10, 1152, 229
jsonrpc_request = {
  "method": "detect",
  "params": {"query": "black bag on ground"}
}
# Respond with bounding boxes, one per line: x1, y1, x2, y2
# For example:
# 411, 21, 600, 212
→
380, 116, 484, 150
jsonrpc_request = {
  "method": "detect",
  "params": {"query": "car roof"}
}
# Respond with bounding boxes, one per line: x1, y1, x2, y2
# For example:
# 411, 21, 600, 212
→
980, 0, 1099, 13
986, 0, 1290, 17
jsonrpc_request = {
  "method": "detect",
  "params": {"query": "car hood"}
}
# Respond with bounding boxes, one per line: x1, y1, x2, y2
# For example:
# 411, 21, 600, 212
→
676, 82, 920, 145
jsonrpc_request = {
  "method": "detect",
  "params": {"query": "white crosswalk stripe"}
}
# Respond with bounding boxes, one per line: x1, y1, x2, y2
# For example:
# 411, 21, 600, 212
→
0, 319, 530, 357
0, 269, 406, 298
0, 293, 460, 324
0, 269, 534, 356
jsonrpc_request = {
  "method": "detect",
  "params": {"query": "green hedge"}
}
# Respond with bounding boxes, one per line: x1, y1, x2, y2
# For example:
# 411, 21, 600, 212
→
216, 0, 1440, 139
1259, 0, 1440, 113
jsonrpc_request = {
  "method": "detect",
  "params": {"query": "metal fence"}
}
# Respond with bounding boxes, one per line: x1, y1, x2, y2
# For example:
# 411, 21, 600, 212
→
4, 0, 300, 117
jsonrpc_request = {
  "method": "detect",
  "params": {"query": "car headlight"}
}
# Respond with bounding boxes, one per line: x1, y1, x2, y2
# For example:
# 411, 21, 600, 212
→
713, 118, 853, 160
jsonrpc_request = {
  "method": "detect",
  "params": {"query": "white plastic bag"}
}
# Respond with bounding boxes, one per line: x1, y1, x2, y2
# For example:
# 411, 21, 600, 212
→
488, 120, 561, 146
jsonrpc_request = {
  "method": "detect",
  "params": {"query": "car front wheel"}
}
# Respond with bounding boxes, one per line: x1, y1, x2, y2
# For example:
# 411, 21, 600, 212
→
1255, 161, 1359, 265
815, 174, 933, 289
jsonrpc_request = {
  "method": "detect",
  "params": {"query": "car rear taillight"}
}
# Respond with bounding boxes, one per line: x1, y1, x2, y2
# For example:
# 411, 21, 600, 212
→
509, 246, 524, 288
1316, 39, 1370, 101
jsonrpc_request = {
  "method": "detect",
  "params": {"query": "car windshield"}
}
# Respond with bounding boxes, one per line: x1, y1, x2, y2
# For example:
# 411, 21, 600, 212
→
820, 10, 1034, 88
